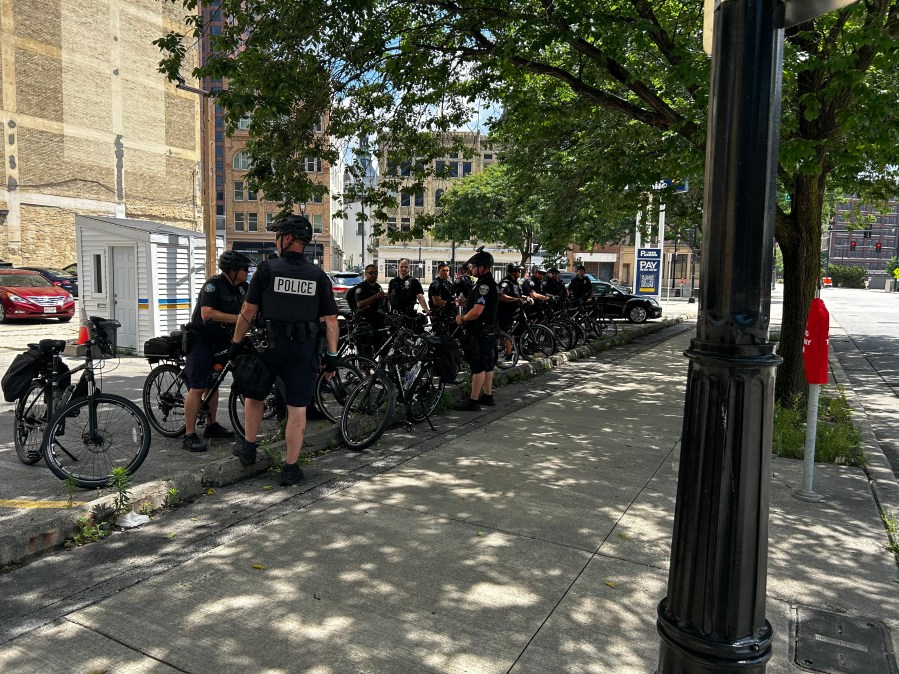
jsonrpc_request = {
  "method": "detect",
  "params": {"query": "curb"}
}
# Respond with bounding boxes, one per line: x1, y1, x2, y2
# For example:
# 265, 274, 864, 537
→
0, 317, 687, 569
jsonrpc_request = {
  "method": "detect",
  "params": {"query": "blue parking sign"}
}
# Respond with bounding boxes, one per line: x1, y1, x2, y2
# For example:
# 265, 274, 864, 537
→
637, 248, 661, 295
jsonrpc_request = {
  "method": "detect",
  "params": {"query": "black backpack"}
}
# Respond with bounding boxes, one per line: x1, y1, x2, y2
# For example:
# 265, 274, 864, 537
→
2, 347, 43, 402
430, 335, 463, 383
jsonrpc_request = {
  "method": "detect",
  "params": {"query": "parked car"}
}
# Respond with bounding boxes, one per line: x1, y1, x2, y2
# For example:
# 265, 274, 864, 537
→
329, 272, 364, 315
63, 262, 77, 276
0, 269, 75, 322
592, 281, 662, 323
19, 266, 78, 297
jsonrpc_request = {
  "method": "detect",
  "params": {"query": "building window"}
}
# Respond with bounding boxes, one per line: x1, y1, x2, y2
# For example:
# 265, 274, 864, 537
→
484, 153, 493, 161
265, 213, 275, 227
234, 212, 245, 231
232, 151, 251, 170
311, 194, 323, 204
215, 131, 223, 142
312, 116, 324, 133
387, 217, 397, 233
435, 189, 444, 206
216, 190, 224, 202
385, 259, 400, 277
215, 116, 223, 128
449, 162, 458, 178
401, 217, 411, 232
462, 162, 472, 176
247, 187, 257, 201
435, 160, 446, 175
304, 157, 322, 173
216, 204, 224, 216
401, 193, 411, 207
238, 116, 250, 130
234, 181, 244, 201
215, 160, 223, 173
93, 254, 103, 293
312, 214, 323, 234
414, 192, 424, 208
247, 213, 258, 232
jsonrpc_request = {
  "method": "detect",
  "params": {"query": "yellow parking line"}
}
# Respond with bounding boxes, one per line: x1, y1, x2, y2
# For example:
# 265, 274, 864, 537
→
0, 499, 85, 509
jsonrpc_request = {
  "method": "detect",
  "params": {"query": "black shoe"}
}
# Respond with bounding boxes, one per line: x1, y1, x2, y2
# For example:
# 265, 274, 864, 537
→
280, 462, 305, 486
456, 398, 481, 412
232, 440, 258, 466
478, 394, 495, 407
203, 422, 235, 440
182, 433, 207, 453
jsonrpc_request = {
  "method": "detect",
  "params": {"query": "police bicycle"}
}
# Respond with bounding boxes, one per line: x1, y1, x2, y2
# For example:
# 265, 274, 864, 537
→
339, 313, 446, 450
13, 316, 152, 488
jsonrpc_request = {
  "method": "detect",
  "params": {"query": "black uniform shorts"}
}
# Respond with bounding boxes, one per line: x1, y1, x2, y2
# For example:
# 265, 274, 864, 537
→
463, 330, 496, 375
184, 341, 227, 389
256, 336, 318, 407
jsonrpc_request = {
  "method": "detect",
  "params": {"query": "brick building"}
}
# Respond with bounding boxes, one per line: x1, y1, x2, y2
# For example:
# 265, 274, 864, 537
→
0, 0, 202, 267
825, 197, 899, 289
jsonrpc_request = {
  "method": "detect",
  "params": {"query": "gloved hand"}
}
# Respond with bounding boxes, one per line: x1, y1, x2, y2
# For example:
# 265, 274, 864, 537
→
324, 353, 339, 373
228, 341, 247, 362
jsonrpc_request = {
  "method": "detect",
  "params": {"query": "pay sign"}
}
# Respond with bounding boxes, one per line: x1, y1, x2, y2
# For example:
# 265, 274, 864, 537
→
636, 248, 662, 295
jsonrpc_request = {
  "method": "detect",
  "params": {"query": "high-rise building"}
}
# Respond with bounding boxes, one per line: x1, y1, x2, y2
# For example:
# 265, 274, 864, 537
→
826, 197, 899, 287
0, 1, 202, 265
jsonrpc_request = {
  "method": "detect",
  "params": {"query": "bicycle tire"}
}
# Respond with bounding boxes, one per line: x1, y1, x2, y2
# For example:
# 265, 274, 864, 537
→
314, 361, 365, 423
43, 393, 152, 489
14, 380, 48, 465
341, 354, 377, 379
228, 378, 288, 446
494, 331, 520, 369
339, 375, 395, 450
409, 364, 445, 423
142, 362, 187, 438
549, 320, 577, 351
522, 324, 557, 358
596, 315, 619, 338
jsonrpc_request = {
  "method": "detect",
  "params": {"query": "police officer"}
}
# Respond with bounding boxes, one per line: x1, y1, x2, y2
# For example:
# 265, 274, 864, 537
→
452, 262, 474, 302
522, 267, 550, 303
182, 251, 252, 452
542, 267, 568, 303
229, 215, 339, 486
351, 263, 388, 356
455, 248, 499, 410
427, 262, 454, 330
569, 264, 594, 305
388, 258, 429, 317
496, 263, 526, 365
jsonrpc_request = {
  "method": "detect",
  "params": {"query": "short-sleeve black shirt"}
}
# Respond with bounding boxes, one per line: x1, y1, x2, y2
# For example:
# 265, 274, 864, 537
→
387, 275, 425, 314
464, 273, 499, 334
190, 274, 248, 347
246, 251, 337, 322
352, 280, 386, 322
569, 275, 593, 301
542, 278, 567, 300
496, 274, 521, 320
427, 277, 453, 310
521, 276, 542, 298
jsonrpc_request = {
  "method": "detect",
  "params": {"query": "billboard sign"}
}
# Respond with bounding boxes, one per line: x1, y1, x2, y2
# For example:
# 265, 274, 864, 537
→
637, 248, 662, 295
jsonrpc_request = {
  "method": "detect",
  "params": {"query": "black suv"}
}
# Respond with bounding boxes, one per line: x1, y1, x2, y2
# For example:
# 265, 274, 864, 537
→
592, 281, 662, 323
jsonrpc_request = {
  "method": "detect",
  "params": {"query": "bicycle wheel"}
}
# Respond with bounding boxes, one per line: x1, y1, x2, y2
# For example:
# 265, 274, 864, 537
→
409, 364, 445, 423
43, 393, 152, 489
339, 375, 395, 450
141, 363, 187, 437
549, 320, 577, 350
14, 380, 48, 465
522, 324, 557, 358
494, 331, 520, 368
228, 379, 288, 446
314, 361, 365, 423
341, 354, 377, 379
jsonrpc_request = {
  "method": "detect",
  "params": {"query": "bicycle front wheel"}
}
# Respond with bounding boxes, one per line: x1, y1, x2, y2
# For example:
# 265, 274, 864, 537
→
44, 393, 151, 489
15, 380, 48, 465
409, 364, 445, 424
142, 363, 187, 437
315, 361, 365, 423
494, 331, 520, 369
339, 375, 395, 450
522, 324, 558, 359
228, 379, 287, 446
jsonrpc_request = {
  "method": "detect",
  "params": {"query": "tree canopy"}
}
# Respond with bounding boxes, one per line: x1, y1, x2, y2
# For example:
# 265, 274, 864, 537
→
157, 0, 899, 403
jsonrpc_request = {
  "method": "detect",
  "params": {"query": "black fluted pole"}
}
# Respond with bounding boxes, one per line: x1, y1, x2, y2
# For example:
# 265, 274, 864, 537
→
656, 0, 783, 671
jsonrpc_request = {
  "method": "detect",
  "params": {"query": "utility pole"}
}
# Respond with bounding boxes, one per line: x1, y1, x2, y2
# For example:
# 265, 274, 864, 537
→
656, 0, 857, 671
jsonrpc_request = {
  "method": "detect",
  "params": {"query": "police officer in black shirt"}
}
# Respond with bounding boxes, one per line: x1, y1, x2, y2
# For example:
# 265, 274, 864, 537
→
427, 262, 454, 330
496, 263, 526, 364
229, 215, 339, 486
182, 251, 252, 452
455, 248, 499, 411
542, 267, 568, 303
569, 265, 594, 305
452, 262, 474, 302
351, 263, 387, 355
387, 258, 429, 317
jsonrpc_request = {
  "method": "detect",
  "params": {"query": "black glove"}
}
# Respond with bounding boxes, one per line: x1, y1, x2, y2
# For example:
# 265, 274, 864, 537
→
324, 353, 339, 373
228, 341, 247, 362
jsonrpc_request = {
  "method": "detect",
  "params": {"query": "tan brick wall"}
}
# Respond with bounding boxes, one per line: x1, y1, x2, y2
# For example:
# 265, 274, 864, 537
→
15, 48, 63, 122
119, 7, 164, 82
17, 127, 117, 201
165, 93, 196, 151
14, 0, 62, 49
61, 59, 113, 133
18, 205, 83, 266
123, 152, 196, 226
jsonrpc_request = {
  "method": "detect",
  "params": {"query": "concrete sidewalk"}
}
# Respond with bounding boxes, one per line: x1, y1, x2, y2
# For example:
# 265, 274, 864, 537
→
1, 320, 897, 672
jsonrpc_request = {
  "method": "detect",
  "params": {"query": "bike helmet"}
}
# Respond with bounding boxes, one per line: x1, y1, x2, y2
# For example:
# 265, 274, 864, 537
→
466, 246, 494, 270
267, 214, 313, 243
532, 267, 545, 275
576, 264, 586, 271
218, 250, 253, 272
506, 263, 522, 274
547, 267, 559, 274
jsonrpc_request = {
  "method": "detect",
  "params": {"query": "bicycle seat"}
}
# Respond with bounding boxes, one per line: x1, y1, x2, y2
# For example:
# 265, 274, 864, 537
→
37, 339, 66, 354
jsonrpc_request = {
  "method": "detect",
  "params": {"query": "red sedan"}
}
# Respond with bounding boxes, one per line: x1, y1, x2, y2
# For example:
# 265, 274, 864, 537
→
0, 269, 75, 322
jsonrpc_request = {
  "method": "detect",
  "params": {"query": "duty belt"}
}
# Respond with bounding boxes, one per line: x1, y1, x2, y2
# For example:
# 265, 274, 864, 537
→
265, 320, 320, 342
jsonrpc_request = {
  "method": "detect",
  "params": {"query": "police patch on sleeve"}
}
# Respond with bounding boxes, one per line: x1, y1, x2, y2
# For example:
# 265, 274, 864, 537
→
204, 283, 216, 293
479, 284, 489, 296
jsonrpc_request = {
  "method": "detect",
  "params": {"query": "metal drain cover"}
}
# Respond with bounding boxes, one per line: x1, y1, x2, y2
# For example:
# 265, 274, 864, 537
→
795, 607, 897, 673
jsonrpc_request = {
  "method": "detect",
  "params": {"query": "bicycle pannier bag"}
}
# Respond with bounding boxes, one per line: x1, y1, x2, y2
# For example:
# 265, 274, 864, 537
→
232, 354, 276, 401
144, 335, 178, 361
2, 347, 43, 402
434, 335, 463, 383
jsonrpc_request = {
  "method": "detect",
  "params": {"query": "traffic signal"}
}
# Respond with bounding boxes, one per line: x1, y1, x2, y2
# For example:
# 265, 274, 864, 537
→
850, 240, 857, 251
876, 242, 882, 255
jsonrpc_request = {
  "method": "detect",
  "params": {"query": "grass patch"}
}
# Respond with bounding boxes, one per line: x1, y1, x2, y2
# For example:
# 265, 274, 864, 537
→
773, 386, 865, 466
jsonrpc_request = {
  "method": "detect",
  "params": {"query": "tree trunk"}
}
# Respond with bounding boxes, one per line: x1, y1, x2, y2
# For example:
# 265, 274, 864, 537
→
774, 173, 825, 406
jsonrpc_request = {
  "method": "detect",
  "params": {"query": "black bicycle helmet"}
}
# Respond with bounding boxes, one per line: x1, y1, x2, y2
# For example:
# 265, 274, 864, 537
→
267, 214, 313, 243
547, 267, 559, 274
467, 246, 494, 269
218, 251, 253, 271
506, 263, 522, 274
532, 267, 545, 275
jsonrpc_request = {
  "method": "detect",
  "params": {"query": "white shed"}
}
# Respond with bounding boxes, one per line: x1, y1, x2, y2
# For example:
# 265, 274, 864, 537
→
75, 215, 223, 354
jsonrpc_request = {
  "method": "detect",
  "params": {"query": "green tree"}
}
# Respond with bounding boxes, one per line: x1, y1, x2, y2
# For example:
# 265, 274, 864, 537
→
156, 0, 899, 405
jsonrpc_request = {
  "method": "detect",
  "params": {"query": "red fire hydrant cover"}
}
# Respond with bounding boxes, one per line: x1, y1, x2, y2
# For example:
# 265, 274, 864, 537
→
802, 298, 830, 384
